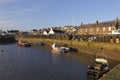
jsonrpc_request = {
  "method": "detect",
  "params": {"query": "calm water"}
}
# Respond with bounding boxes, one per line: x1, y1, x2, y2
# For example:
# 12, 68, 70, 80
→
0, 43, 119, 80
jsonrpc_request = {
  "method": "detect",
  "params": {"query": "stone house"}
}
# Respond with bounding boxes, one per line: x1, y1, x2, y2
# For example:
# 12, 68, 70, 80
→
62, 26, 77, 34
78, 18, 120, 35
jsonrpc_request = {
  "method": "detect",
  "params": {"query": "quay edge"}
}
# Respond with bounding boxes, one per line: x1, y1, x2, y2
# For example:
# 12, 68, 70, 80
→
16, 38, 120, 61
99, 64, 120, 80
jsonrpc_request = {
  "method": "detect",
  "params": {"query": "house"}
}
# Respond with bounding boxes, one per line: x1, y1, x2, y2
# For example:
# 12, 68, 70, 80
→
31, 29, 39, 35
78, 17, 120, 35
7, 30, 19, 35
1, 31, 7, 36
43, 30, 49, 35
62, 26, 77, 33
40, 29, 49, 35
48, 28, 65, 35
0, 30, 7, 36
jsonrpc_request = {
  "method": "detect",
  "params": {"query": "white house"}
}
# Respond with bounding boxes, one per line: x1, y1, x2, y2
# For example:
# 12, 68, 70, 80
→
7, 30, 19, 35
48, 28, 65, 35
43, 30, 48, 35
31, 29, 39, 35
0, 30, 7, 35
49, 28, 55, 35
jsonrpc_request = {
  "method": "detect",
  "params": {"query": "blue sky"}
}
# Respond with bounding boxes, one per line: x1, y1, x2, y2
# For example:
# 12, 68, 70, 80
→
0, 0, 120, 31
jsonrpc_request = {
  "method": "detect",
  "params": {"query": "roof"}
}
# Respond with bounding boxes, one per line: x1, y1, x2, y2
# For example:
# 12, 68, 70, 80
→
53, 29, 65, 33
7, 30, 19, 33
79, 20, 120, 28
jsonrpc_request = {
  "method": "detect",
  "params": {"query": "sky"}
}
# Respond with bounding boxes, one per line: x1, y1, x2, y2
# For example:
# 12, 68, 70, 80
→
0, 0, 120, 31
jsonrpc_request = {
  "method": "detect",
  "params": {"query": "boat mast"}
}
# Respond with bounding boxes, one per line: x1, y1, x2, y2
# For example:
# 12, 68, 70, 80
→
70, 16, 74, 48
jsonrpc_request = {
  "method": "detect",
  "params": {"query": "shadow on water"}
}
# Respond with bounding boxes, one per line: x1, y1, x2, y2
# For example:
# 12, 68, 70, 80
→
70, 47, 79, 52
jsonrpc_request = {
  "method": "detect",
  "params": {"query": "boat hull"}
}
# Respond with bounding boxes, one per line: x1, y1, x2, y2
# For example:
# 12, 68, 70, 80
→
18, 40, 31, 47
87, 58, 110, 79
51, 43, 70, 53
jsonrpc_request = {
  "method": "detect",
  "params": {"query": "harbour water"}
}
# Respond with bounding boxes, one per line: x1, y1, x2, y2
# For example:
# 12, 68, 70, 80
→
0, 43, 119, 80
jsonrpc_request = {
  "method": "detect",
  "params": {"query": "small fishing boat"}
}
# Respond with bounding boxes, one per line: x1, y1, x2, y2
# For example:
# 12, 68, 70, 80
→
35, 42, 45, 46
51, 43, 70, 53
87, 57, 110, 79
18, 40, 31, 47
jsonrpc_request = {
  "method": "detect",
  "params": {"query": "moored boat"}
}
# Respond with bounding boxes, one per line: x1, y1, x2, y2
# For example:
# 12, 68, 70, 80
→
51, 43, 70, 53
35, 42, 45, 46
87, 57, 110, 79
18, 40, 31, 47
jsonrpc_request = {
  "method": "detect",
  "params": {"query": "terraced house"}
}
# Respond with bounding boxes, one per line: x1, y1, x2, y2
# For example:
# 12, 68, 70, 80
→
78, 18, 120, 35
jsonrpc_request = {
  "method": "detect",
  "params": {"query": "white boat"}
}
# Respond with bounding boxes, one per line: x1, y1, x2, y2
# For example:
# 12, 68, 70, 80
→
87, 57, 110, 78
51, 43, 70, 52
95, 58, 108, 65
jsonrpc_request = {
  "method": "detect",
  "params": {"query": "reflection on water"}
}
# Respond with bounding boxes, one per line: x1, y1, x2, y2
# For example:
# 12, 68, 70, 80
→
0, 43, 119, 80
51, 50, 61, 62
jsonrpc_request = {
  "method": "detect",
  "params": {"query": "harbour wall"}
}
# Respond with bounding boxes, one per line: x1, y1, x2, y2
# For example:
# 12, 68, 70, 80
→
16, 38, 120, 61
99, 64, 120, 80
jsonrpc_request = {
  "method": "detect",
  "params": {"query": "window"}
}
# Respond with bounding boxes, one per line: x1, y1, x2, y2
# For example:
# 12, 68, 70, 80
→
96, 28, 99, 31
108, 27, 111, 31
80, 29, 82, 32
90, 28, 93, 32
103, 27, 105, 31
85, 28, 87, 32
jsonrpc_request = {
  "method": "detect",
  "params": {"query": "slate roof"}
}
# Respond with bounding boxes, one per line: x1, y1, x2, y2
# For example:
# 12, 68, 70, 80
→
53, 29, 65, 34
7, 30, 19, 33
79, 20, 120, 28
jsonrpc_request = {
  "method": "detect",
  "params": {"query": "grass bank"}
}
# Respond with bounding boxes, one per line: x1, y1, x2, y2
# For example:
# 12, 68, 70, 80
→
16, 38, 120, 61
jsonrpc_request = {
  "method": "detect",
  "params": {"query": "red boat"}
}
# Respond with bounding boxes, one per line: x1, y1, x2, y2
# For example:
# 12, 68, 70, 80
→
18, 40, 31, 47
